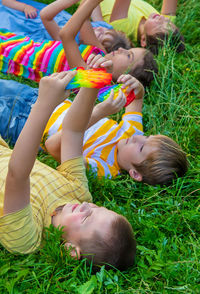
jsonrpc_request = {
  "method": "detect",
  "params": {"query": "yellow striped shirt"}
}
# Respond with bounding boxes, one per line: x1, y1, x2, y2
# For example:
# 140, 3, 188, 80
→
0, 139, 92, 254
42, 100, 143, 178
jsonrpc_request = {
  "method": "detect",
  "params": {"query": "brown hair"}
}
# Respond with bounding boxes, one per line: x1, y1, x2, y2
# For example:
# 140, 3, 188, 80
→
102, 30, 133, 53
146, 29, 185, 55
128, 50, 158, 87
79, 215, 136, 271
134, 135, 188, 185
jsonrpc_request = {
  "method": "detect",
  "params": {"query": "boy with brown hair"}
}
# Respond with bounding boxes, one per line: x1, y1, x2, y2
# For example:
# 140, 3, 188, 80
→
0, 66, 136, 270
45, 73, 188, 186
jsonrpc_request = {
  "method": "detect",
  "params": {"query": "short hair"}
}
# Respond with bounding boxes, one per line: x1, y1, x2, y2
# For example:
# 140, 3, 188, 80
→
79, 215, 136, 271
102, 30, 133, 53
146, 29, 185, 55
128, 50, 158, 87
134, 135, 188, 185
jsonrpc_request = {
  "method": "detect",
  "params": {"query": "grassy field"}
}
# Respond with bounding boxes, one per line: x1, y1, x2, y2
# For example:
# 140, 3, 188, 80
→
0, 0, 200, 293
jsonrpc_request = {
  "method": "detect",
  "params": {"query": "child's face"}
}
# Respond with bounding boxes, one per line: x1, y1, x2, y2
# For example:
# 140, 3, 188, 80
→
60, 202, 117, 246
144, 13, 176, 36
117, 135, 159, 171
105, 47, 146, 81
93, 27, 115, 45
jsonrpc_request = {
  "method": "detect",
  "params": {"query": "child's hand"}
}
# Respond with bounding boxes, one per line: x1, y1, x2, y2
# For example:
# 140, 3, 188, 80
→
24, 5, 37, 19
117, 74, 144, 96
97, 88, 126, 116
37, 71, 76, 108
86, 53, 113, 73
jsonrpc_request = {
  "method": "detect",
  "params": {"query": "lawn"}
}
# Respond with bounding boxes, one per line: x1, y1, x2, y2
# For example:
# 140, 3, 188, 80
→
0, 0, 199, 293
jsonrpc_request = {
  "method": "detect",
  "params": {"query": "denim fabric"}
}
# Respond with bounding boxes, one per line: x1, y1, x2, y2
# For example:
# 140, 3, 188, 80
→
0, 79, 38, 145
0, 0, 113, 43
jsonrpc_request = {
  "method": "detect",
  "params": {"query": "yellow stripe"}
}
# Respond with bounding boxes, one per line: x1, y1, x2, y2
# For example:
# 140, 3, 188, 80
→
53, 49, 64, 72
83, 120, 116, 153
42, 101, 71, 139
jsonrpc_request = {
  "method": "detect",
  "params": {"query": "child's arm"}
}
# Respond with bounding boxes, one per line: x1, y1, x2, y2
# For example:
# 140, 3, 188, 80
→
117, 75, 144, 113
59, 0, 105, 69
91, 4, 104, 22
3, 71, 76, 215
91, 0, 130, 22
61, 87, 98, 162
161, 0, 177, 16
2, 0, 37, 18
45, 88, 126, 163
40, 0, 79, 41
109, 0, 131, 22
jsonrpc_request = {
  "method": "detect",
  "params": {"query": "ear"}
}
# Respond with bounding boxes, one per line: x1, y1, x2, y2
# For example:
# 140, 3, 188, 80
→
140, 34, 147, 48
64, 242, 81, 260
129, 168, 143, 182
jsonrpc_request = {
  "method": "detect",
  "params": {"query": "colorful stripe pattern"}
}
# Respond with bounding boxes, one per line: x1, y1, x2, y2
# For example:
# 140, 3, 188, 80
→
97, 84, 136, 107
0, 28, 104, 82
66, 67, 112, 89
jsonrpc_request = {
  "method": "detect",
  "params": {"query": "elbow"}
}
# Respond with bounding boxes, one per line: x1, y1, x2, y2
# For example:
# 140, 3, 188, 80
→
59, 27, 66, 40
40, 9, 45, 20
40, 9, 48, 22
45, 137, 61, 162
59, 26, 72, 41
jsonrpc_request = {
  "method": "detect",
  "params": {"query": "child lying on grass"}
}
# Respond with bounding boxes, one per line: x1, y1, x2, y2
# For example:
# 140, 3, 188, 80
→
40, 0, 132, 53
0, 67, 136, 270
92, 0, 185, 54
44, 72, 188, 186
0, 0, 158, 87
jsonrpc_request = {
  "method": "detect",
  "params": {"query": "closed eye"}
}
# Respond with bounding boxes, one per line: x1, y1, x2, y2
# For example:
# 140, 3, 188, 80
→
140, 145, 144, 152
82, 211, 92, 223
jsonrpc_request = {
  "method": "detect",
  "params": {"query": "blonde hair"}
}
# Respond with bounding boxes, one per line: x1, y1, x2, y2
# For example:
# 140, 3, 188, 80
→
134, 135, 188, 185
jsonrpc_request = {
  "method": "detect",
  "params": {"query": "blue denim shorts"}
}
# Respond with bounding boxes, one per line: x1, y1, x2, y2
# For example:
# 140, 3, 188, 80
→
0, 79, 38, 145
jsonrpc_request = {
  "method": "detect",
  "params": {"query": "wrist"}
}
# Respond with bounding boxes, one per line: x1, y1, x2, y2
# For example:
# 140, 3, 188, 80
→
34, 98, 56, 114
95, 102, 108, 118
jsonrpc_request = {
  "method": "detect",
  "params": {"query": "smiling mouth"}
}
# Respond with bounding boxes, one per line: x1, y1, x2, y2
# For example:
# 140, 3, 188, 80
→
72, 204, 79, 212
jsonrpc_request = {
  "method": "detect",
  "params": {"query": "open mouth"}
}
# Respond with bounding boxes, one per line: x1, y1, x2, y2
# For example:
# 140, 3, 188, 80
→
152, 14, 160, 19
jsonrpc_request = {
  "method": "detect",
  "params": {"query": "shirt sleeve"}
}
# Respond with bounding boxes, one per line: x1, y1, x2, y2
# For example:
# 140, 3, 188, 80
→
91, 21, 113, 29
122, 112, 143, 134
162, 14, 176, 23
57, 157, 92, 203
0, 204, 42, 254
85, 157, 113, 178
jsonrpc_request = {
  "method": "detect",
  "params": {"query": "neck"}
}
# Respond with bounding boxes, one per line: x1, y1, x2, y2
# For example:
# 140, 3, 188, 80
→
138, 17, 146, 40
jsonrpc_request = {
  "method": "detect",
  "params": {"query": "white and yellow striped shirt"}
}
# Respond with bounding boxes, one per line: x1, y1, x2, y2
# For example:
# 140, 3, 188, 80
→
43, 100, 143, 178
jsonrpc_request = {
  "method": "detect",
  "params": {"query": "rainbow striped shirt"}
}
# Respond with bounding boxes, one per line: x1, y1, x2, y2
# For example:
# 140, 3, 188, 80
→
0, 29, 104, 82
43, 100, 144, 178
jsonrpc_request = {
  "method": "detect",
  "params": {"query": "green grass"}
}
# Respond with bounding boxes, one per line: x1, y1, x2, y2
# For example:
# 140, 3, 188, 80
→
0, 0, 200, 293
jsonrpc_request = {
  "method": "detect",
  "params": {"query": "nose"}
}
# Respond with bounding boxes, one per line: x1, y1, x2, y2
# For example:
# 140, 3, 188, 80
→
132, 135, 145, 143
159, 15, 167, 23
79, 202, 90, 212
117, 47, 126, 53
